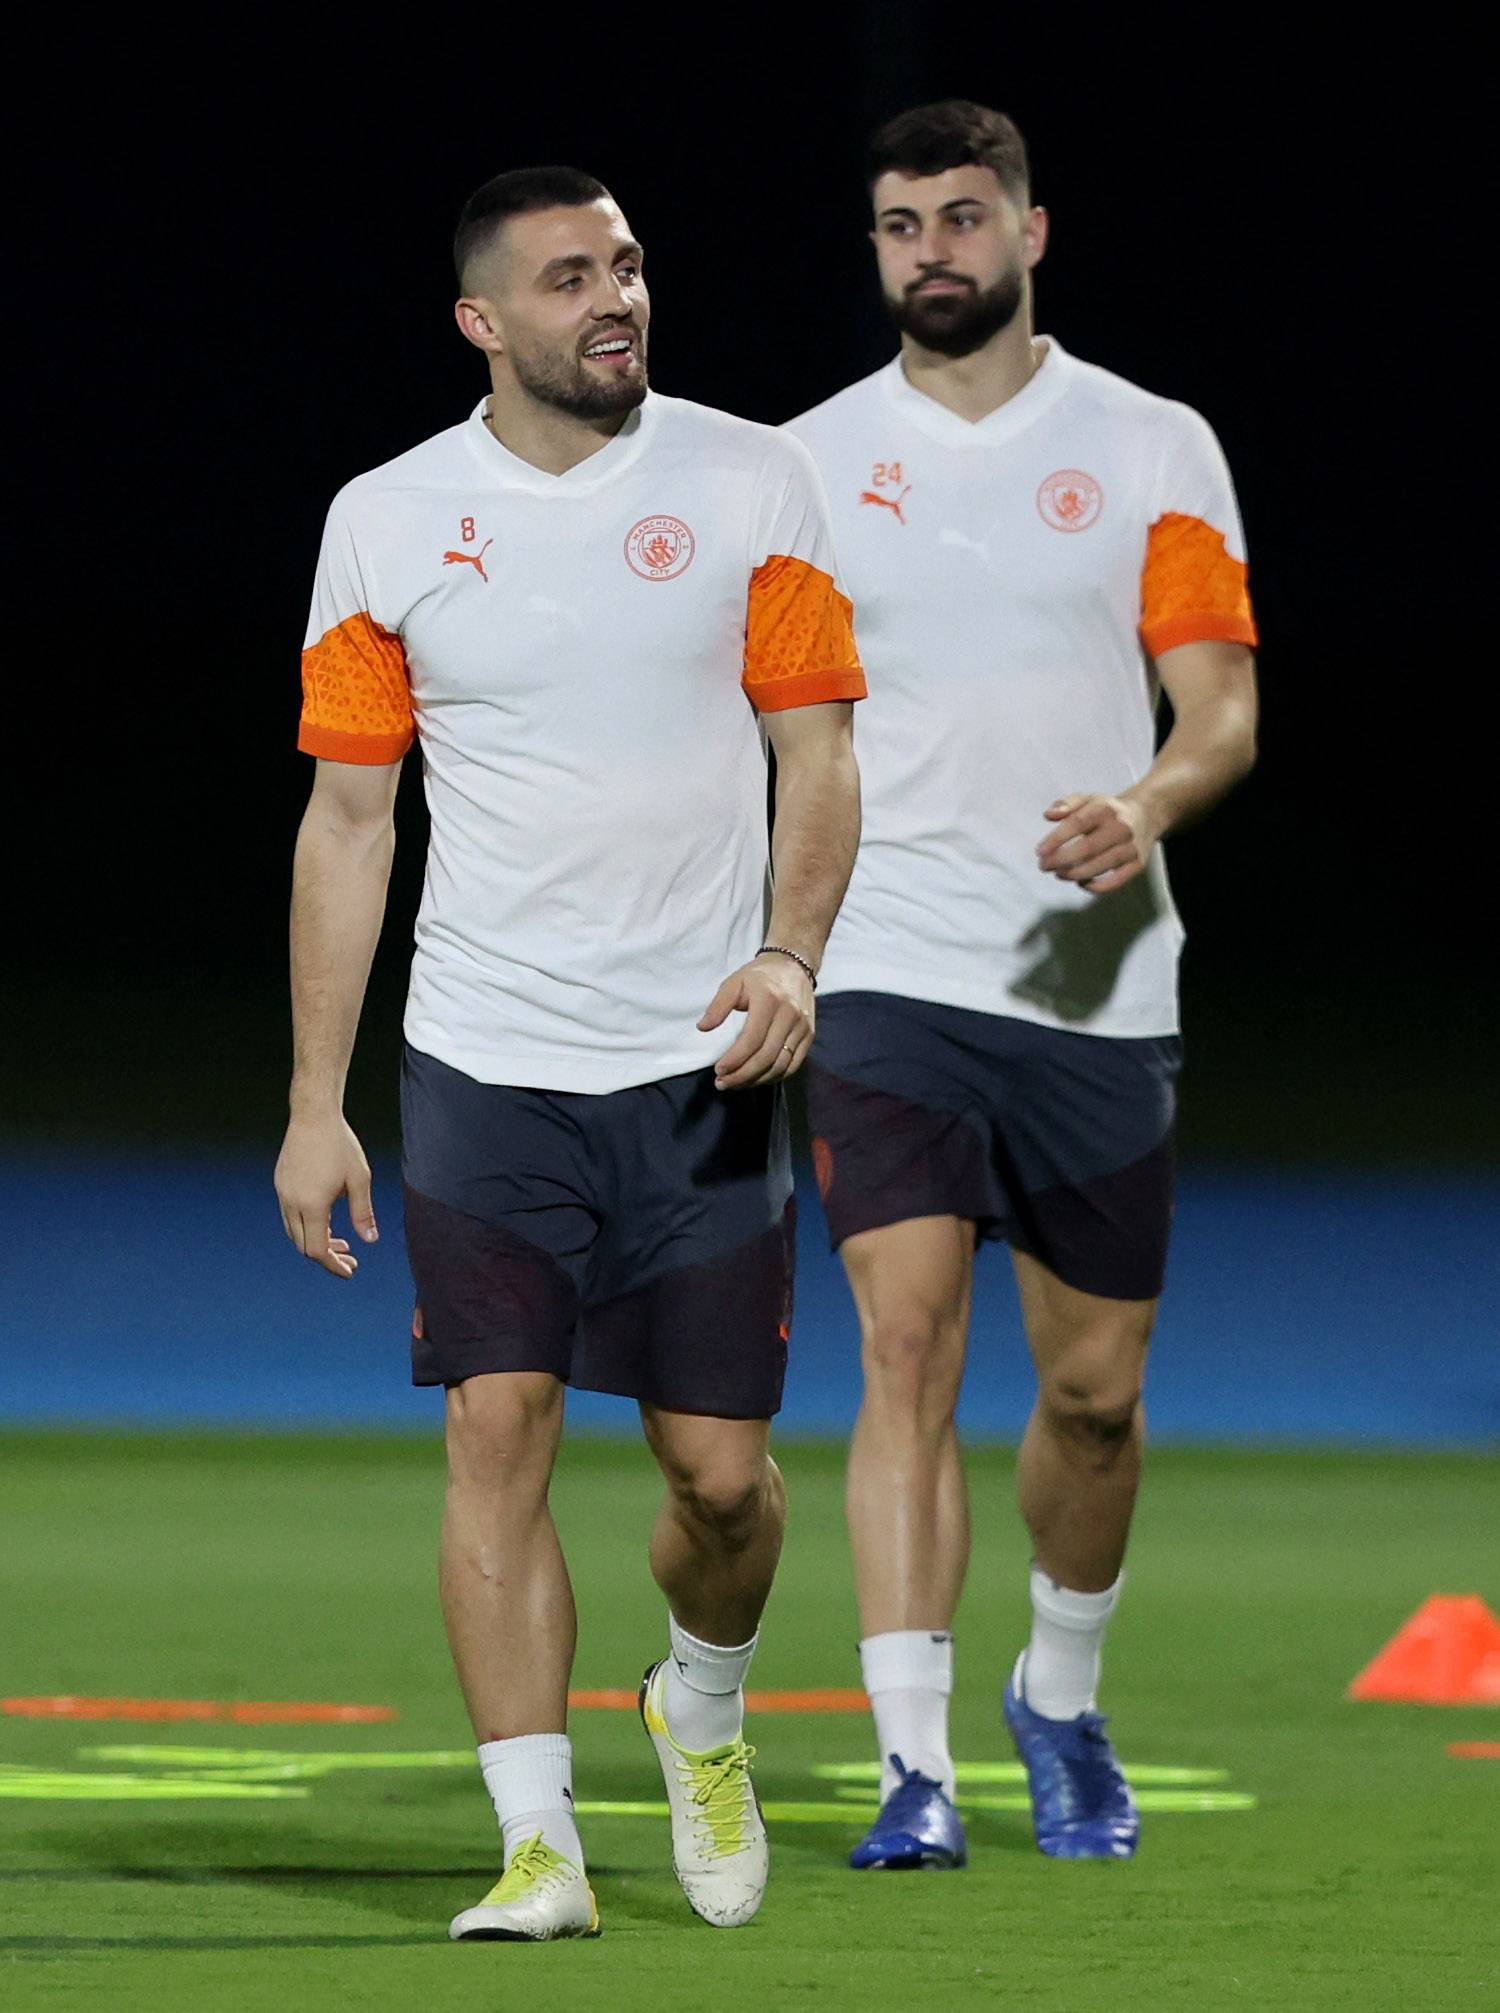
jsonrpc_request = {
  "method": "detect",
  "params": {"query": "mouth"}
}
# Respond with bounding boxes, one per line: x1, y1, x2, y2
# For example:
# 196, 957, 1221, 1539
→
582, 334, 638, 364
911, 277, 973, 299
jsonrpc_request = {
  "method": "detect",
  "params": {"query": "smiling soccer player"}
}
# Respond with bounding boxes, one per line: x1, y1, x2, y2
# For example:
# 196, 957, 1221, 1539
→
786, 102, 1259, 1870
274, 165, 864, 1941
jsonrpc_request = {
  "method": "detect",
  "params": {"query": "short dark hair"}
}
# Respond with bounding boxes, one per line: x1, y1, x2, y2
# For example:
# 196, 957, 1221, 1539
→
454, 165, 612, 288
868, 100, 1030, 207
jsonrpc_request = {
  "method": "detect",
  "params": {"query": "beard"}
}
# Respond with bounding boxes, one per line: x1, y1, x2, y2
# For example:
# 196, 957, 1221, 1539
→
509, 326, 649, 420
886, 265, 1024, 359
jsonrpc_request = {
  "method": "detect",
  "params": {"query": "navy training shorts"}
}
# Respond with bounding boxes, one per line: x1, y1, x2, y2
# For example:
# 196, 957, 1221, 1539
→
806, 991, 1183, 1302
401, 1043, 795, 1418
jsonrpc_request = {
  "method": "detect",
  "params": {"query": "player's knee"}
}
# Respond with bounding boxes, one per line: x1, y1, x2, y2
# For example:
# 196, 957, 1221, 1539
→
666, 1458, 768, 1551
1079, 1389, 1140, 1446
861, 1308, 962, 1413
1039, 1340, 1144, 1453
444, 1374, 562, 1488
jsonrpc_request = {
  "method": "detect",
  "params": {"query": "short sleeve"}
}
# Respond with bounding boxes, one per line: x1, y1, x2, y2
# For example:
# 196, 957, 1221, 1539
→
743, 437, 866, 714
1140, 407, 1259, 659
297, 501, 415, 764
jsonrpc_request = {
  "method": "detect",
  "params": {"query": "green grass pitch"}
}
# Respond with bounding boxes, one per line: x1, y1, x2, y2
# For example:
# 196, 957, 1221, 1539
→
2, 1433, 1497, 2009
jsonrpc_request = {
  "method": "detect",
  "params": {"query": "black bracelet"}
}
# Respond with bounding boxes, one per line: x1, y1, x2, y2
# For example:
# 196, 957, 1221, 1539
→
757, 943, 817, 990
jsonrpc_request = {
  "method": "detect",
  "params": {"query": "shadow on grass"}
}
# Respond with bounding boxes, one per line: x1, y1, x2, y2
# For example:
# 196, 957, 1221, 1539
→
2, 1855, 694, 1937
2, 1934, 441, 1953
963, 1814, 1045, 1857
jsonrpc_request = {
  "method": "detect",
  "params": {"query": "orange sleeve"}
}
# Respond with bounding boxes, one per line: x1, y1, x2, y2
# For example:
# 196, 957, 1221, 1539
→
298, 611, 415, 764
743, 554, 866, 714
1140, 512, 1259, 659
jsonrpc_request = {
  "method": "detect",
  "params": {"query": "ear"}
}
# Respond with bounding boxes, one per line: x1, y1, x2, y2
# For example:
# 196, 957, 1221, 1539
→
455, 296, 504, 356
1021, 205, 1050, 271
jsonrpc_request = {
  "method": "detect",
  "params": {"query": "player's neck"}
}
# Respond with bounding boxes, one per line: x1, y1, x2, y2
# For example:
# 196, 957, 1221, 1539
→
483, 382, 633, 477
899, 316, 1044, 426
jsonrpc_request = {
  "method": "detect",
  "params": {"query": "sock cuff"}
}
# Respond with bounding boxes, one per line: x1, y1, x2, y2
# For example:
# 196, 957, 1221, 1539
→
1029, 1566, 1122, 1630
859, 1629, 955, 1697
668, 1614, 758, 1694
478, 1733, 575, 1823
477, 1732, 572, 1771
477, 1733, 579, 1868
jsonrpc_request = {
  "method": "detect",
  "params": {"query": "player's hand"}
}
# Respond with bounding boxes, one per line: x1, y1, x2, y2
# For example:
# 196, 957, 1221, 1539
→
274, 1111, 379, 1278
698, 954, 815, 1090
1036, 792, 1157, 895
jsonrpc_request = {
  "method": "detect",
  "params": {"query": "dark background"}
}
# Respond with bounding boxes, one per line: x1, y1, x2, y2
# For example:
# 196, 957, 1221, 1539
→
8, 14, 1484, 1163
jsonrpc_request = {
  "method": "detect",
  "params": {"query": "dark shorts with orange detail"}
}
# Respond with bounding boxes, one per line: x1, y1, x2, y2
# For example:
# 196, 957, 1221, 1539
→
401, 1044, 794, 1418
806, 992, 1182, 1302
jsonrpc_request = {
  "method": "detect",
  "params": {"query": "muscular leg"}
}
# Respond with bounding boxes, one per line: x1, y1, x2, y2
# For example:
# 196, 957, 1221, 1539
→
639, 1407, 781, 1924
844, 1216, 976, 1634
1004, 1250, 1155, 1852
440, 1370, 573, 1740
641, 1407, 785, 1646
1012, 1249, 1155, 1592
640, 1405, 783, 1764
839, 1217, 975, 1816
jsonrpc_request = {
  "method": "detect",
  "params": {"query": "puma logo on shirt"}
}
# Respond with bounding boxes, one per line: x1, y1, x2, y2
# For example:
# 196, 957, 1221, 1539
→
443, 538, 494, 581
859, 485, 911, 525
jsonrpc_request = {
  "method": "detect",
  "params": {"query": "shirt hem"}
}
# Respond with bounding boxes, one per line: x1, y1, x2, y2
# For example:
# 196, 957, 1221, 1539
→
402, 1023, 726, 1095
816, 966, 1181, 1040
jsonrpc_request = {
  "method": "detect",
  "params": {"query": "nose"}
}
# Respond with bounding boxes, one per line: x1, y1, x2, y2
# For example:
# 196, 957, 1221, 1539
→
912, 222, 950, 266
597, 272, 632, 317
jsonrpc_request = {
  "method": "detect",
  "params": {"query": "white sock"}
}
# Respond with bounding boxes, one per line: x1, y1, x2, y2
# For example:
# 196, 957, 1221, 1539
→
1018, 1566, 1122, 1720
661, 1615, 757, 1752
477, 1733, 584, 1871
859, 1630, 955, 1802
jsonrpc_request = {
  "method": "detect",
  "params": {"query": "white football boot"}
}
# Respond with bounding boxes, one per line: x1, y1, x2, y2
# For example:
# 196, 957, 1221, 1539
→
639, 1659, 768, 1928
449, 1833, 600, 1941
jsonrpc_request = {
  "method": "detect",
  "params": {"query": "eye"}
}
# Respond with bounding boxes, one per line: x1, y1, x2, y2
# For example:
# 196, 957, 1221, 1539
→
951, 212, 980, 230
557, 276, 582, 290
617, 263, 640, 281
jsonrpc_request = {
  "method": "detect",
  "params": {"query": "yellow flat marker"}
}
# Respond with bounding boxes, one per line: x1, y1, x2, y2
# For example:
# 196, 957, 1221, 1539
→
573, 1799, 672, 1818
1131, 1792, 1257, 1813
761, 1802, 879, 1824
953, 1791, 1257, 1815
12, 1747, 1251, 1812
83, 1746, 472, 1779
572, 1799, 868, 1823
813, 1760, 1231, 1786
0, 1764, 306, 1801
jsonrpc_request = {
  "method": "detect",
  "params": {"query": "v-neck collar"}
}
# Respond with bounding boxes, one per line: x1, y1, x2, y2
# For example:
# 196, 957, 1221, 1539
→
880, 335, 1074, 448
464, 391, 658, 494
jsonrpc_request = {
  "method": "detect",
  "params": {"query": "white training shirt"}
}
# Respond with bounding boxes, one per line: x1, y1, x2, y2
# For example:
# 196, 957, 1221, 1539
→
785, 337, 1256, 1038
299, 391, 864, 1092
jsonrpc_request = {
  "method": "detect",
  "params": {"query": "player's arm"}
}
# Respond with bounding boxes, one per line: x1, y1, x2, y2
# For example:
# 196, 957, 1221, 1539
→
702, 701, 861, 1089
273, 757, 401, 1276
1037, 641, 1258, 895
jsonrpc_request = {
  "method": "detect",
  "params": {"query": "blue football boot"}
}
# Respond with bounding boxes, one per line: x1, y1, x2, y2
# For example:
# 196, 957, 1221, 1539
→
848, 1754, 967, 1870
1003, 1666, 1139, 1859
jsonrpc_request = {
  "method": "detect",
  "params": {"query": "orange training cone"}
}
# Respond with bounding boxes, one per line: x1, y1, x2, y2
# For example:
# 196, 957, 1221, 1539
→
1348, 1595, 1500, 1704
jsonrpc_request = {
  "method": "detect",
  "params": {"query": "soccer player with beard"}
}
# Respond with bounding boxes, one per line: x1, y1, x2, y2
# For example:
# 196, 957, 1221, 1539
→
274, 166, 864, 1940
785, 103, 1259, 1869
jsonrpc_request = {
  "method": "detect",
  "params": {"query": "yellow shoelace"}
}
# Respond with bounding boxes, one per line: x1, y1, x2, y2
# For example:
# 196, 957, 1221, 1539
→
487, 1833, 572, 1903
679, 1741, 758, 1859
